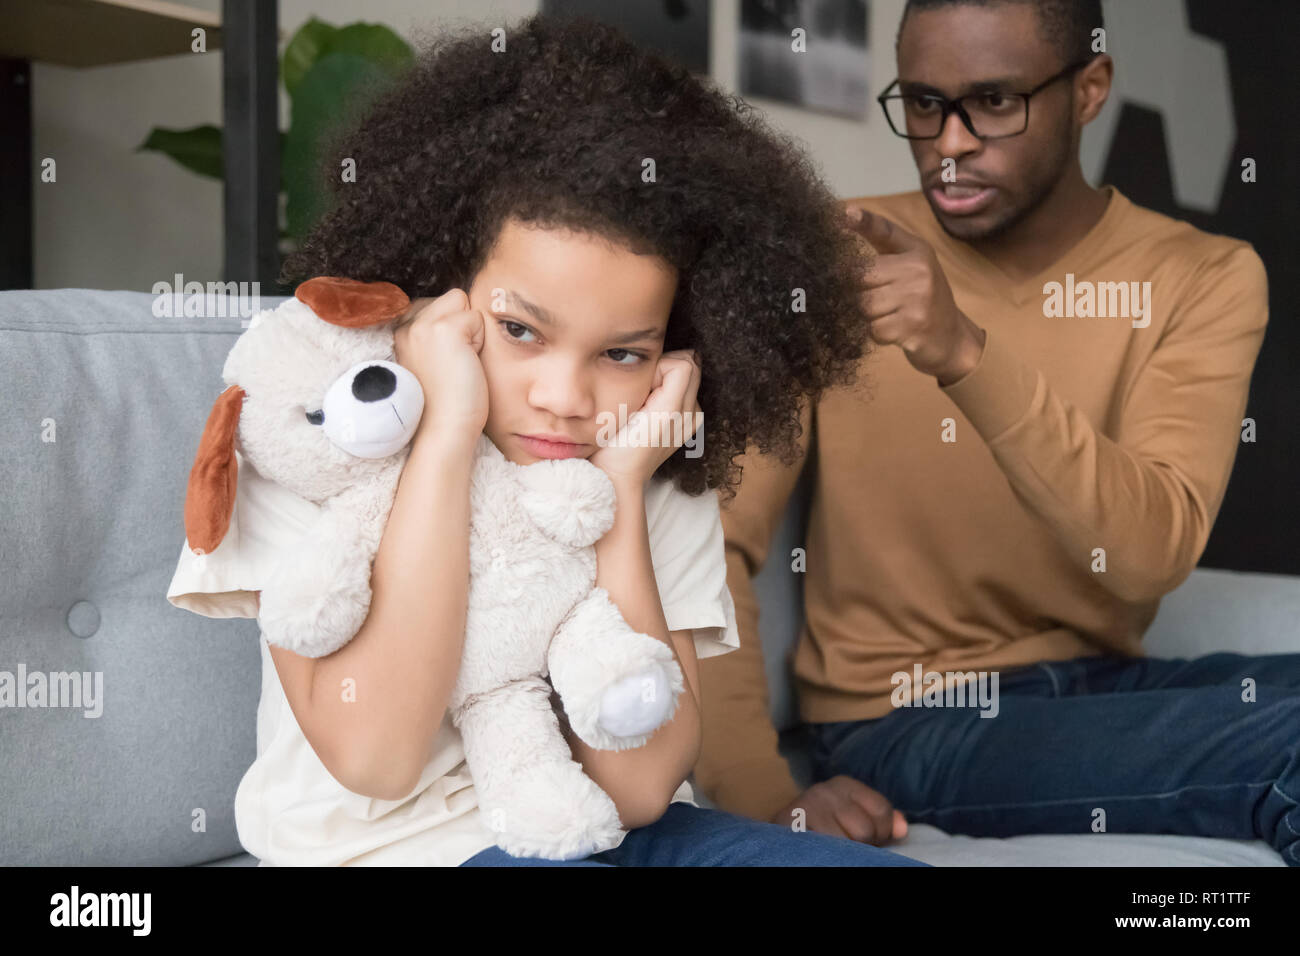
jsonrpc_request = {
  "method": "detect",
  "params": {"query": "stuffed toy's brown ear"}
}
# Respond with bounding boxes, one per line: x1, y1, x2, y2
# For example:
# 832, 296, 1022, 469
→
184, 384, 245, 555
295, 276, 411, 328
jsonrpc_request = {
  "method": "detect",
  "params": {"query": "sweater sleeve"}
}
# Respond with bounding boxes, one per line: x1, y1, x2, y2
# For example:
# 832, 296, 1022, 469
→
694, 399, 813, 822
940, 243, 1269, 604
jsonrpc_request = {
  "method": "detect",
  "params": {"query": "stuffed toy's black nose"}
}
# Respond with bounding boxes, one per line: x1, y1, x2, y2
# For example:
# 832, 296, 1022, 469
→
351, 364, 397, 402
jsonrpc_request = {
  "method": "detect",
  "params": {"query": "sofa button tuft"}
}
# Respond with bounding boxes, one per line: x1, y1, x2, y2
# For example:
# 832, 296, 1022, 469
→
67, 600, 100, 638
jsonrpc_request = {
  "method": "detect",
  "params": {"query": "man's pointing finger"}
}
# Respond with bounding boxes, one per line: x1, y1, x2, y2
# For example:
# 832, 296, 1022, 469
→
846, 208, 924, 255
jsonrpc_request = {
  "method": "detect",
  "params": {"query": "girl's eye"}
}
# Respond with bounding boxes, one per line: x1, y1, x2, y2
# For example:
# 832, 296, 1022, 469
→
499, 317, 645, 366
500, 319, 537, 343
606, 348, 645, 366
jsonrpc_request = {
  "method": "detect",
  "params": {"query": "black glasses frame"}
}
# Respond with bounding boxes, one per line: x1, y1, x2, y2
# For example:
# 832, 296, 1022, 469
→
877, 57, 1097, 140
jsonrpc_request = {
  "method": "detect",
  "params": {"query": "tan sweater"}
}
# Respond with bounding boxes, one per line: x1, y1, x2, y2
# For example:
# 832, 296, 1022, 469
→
695, 186, 1270, 821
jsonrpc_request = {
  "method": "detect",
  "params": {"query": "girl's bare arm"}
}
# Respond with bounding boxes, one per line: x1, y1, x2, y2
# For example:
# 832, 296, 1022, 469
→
266, 427, 478, 801
557, 474, 703, 827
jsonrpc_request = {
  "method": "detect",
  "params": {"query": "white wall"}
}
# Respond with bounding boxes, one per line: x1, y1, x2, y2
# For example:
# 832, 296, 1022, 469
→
29, 0, 926, 291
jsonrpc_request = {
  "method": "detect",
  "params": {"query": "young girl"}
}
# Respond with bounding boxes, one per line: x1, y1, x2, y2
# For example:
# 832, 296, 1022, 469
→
168, 13, 923, 866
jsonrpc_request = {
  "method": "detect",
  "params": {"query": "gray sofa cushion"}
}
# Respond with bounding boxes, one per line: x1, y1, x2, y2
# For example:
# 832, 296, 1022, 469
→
0, 289, 291, 866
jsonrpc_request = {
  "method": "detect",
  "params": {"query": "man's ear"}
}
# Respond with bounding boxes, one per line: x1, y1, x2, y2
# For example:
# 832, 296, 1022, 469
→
184, 384, 245, 555
1077, 54, 1113, 127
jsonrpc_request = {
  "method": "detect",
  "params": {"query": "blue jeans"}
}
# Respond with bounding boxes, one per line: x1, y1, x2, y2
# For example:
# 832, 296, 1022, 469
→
806, 652, 1300, 865
459, 801, 929, 866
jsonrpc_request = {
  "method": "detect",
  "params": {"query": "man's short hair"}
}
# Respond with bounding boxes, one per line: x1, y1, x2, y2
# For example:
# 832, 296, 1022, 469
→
899, 0, 1105, 64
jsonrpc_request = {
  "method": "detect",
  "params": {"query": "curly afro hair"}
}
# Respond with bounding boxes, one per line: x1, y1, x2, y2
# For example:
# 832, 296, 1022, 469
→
280, 12, 874, 502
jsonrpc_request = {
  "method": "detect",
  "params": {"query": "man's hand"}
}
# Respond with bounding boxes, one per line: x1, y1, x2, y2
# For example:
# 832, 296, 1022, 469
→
768, 775, 908, 846
845, 204, 987, 385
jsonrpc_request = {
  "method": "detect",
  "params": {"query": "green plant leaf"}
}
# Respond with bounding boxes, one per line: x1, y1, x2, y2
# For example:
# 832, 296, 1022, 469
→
281, 17, 338, 98
139, 126, 290, 193
322, 23, 413, 73
283, 52, 389, 241
281, 19, 410, 97
137, 124, 224, 179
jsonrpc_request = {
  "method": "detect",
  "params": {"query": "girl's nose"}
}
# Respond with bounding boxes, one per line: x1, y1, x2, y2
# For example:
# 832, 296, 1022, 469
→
528, 363, 593, 420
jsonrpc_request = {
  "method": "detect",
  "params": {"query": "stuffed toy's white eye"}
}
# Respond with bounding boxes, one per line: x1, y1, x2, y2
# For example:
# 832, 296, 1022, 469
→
319, 359, 424, 458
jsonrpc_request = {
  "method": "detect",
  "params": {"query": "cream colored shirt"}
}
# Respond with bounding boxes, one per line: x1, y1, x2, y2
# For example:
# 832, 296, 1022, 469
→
167, 448, 739, 866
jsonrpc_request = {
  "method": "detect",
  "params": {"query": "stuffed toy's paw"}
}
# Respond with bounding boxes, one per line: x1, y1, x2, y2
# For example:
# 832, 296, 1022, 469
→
515, 457, 617, 549
454, 674, 627, 860
548, 587, 686, 751
487, 757, 627, 860
257, 508, 372, 658
597, 662, 678, 739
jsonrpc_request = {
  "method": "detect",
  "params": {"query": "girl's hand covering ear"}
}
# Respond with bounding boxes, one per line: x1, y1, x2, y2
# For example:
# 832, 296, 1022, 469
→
393, 289, 490, 442
587, 349, 702, 486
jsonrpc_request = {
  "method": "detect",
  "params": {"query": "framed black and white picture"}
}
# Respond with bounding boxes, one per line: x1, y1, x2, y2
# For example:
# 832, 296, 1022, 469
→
540, 0, 711, 75
739, 0, 870, 118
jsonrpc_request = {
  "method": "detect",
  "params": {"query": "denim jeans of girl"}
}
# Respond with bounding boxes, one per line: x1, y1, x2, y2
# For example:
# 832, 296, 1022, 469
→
459, 802, 930, 866
806, 652, 1300, 865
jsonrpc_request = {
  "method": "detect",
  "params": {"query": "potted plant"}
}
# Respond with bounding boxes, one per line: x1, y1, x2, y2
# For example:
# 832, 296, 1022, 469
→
139, 18, 413, 283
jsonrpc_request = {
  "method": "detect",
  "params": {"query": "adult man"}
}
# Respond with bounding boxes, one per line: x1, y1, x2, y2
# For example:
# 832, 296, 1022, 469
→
695, 0, 1296, 863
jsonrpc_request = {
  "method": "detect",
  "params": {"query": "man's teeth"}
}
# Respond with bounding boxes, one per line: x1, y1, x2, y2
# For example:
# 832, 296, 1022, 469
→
943, 184, 984, 198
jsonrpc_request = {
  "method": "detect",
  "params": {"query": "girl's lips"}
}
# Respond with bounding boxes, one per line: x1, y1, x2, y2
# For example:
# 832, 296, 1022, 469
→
516, 434, 589, 459
929, 183, 997, 216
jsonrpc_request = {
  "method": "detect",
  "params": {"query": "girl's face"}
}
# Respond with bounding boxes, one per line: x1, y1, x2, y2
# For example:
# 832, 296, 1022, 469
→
467, 218, 677, 466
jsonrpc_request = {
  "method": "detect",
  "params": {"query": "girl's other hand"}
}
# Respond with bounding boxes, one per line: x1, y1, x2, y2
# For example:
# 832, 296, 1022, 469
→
588, 349, 702, 486
393, 289, 489, 443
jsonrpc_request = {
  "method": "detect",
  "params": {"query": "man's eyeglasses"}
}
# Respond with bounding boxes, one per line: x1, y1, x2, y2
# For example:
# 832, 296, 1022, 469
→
877, 57, 1096, 140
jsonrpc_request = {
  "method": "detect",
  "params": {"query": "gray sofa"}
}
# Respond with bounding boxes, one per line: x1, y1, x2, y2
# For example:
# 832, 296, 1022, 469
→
0, 288, 1291, 866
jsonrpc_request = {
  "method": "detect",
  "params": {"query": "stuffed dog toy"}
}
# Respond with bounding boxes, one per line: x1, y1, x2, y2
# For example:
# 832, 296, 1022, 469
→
184, 276, 685, 860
